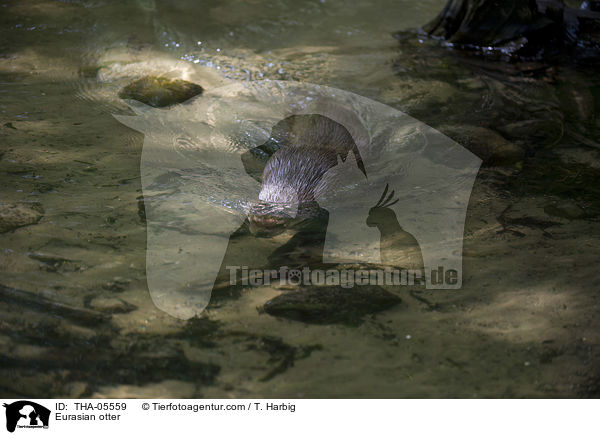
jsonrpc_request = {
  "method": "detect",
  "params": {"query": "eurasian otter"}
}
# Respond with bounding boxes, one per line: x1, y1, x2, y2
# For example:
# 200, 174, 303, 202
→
211, 114, 368, 292
242, 114, 366, 237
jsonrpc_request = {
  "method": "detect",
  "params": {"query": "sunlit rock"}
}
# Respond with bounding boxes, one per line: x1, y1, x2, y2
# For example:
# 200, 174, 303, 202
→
119, 76, 204, 107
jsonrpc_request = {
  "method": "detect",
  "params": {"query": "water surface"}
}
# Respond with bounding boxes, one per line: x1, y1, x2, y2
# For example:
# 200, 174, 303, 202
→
1, 0, 599, 398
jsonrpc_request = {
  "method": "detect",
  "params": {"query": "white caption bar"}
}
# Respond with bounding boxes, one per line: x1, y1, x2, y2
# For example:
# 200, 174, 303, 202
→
0, 399, 596, 435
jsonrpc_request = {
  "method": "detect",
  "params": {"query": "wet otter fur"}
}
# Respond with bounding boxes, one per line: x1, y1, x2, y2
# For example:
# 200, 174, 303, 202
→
242, 114, 366, 236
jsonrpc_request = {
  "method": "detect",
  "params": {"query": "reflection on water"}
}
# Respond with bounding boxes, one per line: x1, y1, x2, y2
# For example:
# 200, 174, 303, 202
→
0, 0, 599, 398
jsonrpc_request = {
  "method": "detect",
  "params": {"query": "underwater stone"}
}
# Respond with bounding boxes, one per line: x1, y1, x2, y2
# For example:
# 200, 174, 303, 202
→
119, 76, 203, 107
263, 285, 401, 325
556, 148, 600, 170
437, 124, 524, 166
497, 119, 563, 146
544, 201, 587, 220
102, 276, 132, 292
88, 296, 137, 314
0, 203, 43, 233
380, 79, 458, 113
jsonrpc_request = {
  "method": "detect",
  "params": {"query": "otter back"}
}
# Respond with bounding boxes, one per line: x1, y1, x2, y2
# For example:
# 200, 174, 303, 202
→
243, 114, 366, 205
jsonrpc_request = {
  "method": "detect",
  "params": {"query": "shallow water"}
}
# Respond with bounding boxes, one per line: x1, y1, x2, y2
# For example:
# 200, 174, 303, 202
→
1, 0, 600, 398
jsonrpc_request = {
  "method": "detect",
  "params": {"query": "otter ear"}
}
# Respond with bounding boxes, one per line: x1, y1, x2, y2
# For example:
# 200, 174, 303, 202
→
337, 151, 358, 169
340, 151, 367, 178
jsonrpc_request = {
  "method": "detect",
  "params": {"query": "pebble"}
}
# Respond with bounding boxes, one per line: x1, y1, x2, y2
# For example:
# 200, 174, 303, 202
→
119, 76, 203, 107
263, 285, 401, 325
555, 147, 600, 170
0, 203, 43, 233
88, 296, 137, 314
102, 276, 132, 292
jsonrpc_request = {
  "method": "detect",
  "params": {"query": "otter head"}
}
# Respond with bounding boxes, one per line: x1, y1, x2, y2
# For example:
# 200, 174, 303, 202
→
244, 114, 366, 237
247, 187, 299, 237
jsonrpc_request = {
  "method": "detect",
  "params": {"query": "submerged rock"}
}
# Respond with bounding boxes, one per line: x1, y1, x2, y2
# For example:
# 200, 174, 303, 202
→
496, 119, 564, 146
544, 201, 587, 219
556, 147, 600, 170
263, 285, 401, 325
119, 76, 203, 107
28, 252, 82, 273
87, 296, 137, 314
380, 79, 458, 113
0, 203, 43, 233
102, 276, 132, 292
498, 197, 563, 236
508, 151, 600, 203
437, 124, 524, 166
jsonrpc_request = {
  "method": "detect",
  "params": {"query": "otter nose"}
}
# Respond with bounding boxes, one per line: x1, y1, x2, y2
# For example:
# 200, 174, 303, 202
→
249, 214, 285, 229
246, 199, 300, 236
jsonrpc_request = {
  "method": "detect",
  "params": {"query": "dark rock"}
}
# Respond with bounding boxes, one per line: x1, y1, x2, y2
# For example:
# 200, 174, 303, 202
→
102, 277, 131, 292
564, 5, 600, 55
544, 201, 587, 219
243, 335, 322, 381
28, 252, 82, 273
119, 76, 203, 107
263, 285, 401, 325
0, 284, 111, 326
497, 119, 564, 146
422, 0, 551, 48
508, 153, 600, 202
437, 124, 524, 165
416, 0, 600, 59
